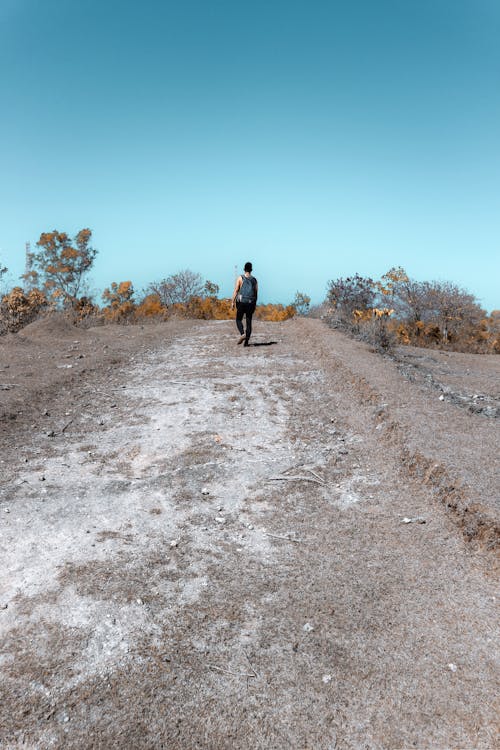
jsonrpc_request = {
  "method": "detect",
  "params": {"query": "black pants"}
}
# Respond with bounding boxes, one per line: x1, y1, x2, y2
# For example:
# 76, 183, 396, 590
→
236, 302, 255, 342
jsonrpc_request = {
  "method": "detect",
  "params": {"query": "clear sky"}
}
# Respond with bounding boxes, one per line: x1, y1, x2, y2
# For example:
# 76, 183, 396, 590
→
0, 0, 499, 310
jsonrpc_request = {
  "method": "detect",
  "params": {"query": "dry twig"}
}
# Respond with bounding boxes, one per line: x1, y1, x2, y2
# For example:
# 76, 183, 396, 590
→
265, 532, 305, 543
61, 418, 75, 433
243, 650, 259, 678
208, 665, 256, 678
268, 475, 324, 485
304, 468, 325, 483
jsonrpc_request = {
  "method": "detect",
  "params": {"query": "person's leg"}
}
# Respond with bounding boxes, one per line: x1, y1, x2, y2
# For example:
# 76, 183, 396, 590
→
236, 305, 244, 335
236, 305, 246, 343
244, 305, 254, 345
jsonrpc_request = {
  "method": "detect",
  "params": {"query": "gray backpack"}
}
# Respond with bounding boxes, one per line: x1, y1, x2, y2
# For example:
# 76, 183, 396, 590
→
237, 275, 257, 304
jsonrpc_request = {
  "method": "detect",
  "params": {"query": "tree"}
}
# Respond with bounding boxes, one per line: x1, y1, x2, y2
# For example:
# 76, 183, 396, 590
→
326, 274, 375, 322
204, 280, 220, 299
102, 281, 135, 321
423, 281, 485, 343
148, 269, 205, 307
292, 291, 311, 316
29, 229, 97, 306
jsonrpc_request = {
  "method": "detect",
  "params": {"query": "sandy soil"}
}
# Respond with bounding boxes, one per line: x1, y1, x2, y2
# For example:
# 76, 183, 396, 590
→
0, 315, 498, 749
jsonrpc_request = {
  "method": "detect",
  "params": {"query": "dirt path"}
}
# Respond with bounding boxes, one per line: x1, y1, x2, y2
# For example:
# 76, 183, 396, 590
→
1, 318, 498, 749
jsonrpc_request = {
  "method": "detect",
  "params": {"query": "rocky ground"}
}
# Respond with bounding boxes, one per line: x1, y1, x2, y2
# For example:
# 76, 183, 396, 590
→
0, 315, 498, 749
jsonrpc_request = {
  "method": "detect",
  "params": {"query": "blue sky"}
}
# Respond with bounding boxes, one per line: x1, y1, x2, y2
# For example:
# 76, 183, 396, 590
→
0, 0, 499, 310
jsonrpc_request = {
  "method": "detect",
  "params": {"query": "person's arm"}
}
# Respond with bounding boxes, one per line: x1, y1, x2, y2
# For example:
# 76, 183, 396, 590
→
254, 280, 258, 304
231, 276, 242, 309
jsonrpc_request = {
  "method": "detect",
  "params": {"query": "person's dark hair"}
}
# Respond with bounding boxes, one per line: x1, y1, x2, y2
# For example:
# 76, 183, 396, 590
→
244, 262, 253, 272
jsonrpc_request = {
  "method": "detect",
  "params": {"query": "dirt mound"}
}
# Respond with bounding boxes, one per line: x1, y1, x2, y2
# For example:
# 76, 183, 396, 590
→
20, 312, 79, 341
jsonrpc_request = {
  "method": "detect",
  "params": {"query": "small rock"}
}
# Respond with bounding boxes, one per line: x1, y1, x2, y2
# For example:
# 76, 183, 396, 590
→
170, 540, 179, 548
401, 516, 426, 524
4, 508, 10, 514
1, 604, 7, 609
201, 488, 210, 495
215, 517, 226, 524
439, 395, 445, 401
247, 524, 254, 530
39, 476, 46, 482
322, 674, 332, 684
448, 663, 457, 672
136, 598, 143, 605
303, 623, 314, 633
46, 430, 56, 438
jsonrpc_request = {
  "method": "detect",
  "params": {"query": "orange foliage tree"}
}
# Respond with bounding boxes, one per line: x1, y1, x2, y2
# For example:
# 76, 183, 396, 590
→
102, 281, 135, 321
27, 229, 97, 306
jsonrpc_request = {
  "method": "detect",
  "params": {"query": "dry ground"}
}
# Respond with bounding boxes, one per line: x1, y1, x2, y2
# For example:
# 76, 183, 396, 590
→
0, 315, 499, 750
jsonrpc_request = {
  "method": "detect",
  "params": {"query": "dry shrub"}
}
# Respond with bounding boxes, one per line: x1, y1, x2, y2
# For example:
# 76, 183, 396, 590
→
255, 303, 295, 321
184, 296, 233, 320
72, 295, 101, 326
102, 281, 135, 322
359, 316, 397, 352
0, 287, 48, 333
134, 294, 168, 320
131, 295, 295, 322
396, 317, 500, 353
326, 267, 499, 354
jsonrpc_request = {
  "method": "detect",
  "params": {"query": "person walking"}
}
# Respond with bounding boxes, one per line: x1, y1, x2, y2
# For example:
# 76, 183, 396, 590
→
231, 262, 258, 347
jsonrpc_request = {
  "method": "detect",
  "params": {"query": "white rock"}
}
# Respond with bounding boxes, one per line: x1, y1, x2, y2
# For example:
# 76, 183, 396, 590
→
439, 395, 445, 401
448, 663, 457, 672
201, 487, 210, 495
322, 674, 332, 684
170, 540, 179, 548
303, 623, 314, 632
215, 517, 226, 524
